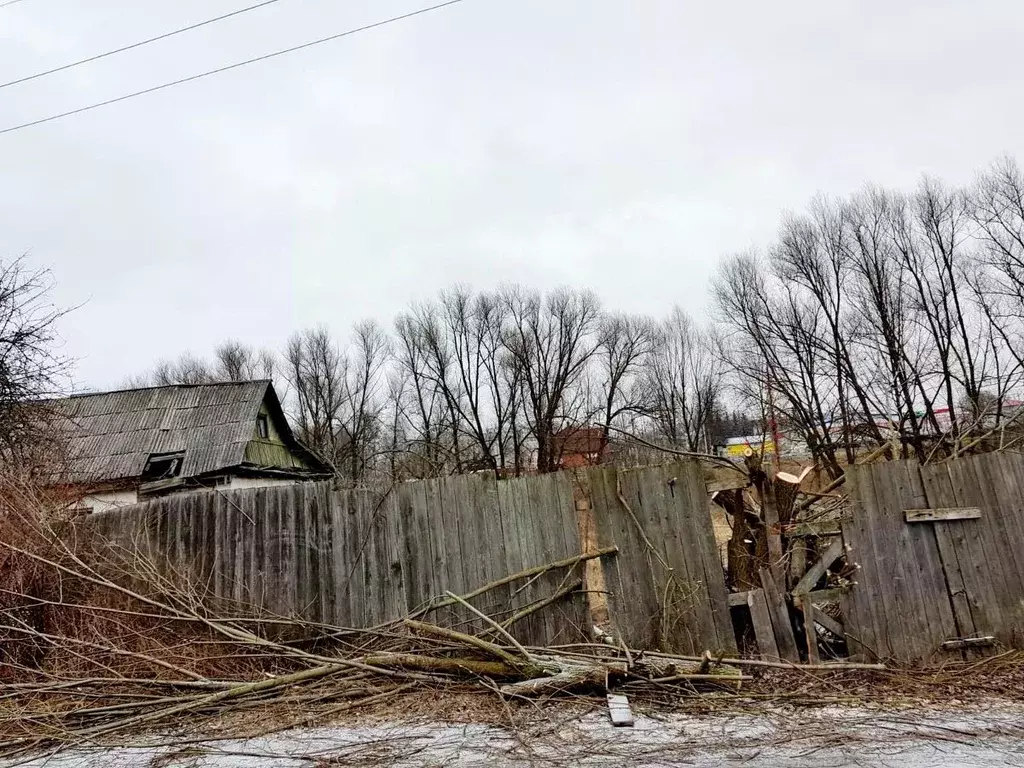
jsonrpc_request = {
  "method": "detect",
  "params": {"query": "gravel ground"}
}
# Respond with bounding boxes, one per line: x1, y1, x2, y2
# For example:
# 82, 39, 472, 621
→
8, 703, 1024, 767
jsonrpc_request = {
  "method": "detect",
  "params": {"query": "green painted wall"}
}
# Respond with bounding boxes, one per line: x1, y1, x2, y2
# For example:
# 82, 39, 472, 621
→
242, 403, 310, 469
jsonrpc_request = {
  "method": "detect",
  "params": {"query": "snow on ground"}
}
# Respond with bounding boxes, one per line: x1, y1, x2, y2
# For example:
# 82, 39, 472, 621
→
8, 703, 1024, 767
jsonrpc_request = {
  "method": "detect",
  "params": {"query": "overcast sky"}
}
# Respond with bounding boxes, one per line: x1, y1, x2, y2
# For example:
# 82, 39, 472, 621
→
2, 0, 1022, 391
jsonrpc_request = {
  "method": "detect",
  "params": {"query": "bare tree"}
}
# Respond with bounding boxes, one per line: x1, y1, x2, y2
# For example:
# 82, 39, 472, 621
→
151, 353, 212, 386
642, 307, 720, 452
339, 320, 389, 483
283, 326, 346, 470
0, 258, 70, 471
595, 313, 655, 446
212, 340, 275, 383
502, 287, 601, 473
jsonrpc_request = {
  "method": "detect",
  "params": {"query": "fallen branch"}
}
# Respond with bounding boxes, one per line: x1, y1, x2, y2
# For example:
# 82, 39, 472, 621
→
412, 546, 618, 618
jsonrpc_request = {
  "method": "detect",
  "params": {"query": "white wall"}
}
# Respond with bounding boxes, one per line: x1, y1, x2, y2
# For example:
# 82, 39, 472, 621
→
227, 477, 303, 491
75, 477, 304, 513
80, 489, 138, 513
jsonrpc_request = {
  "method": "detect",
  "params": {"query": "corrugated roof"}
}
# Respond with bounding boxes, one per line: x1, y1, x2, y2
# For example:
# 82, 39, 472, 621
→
51, 381, 271, 484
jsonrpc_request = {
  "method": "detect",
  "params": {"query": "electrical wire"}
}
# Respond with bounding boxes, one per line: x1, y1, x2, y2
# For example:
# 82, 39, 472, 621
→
0, 0, 464, 137
1, 0, 286, 91
0, 0, 31, 8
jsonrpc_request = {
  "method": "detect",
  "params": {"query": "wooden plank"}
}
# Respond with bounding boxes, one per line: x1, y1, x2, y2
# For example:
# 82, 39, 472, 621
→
758, 567, 799, 662
538, 472, 579, 644
346, 489, 367, 628
406, 479, 435, 614
939, 459, 1002, 646
728, 591, 750, 607
312, 485, 334, 626
788, 537, 808, 590
551, 472, 588, 644
855, 464, 898, 659
574, 490, 612, 634
589, 467, 635, 647
452, 475, 483, 628
919, 462, 987, 649
606, 694, 634, 727
961, 454, 1024, 647
249, 488, 268, 614
521, 474, 553, 643
747, 588, 780, 660
941, 636, 995, 650
804, 586, 850, 604
706, 477, 750, 494
630, 464, 695, 653
328, 489, 348, 626
496, 477, 532, 641
468, 474, 505, 623
840, 468, 879, 661
792, 537, 843, 596
759, 476, 785, 584
904, 507, 982, 523
902, 461, 960, 660
800, 593, 820, 664
680, 459, 738, 654
809, 603, 844, 639
882, 461, 935, 660
933, 523, 978, 641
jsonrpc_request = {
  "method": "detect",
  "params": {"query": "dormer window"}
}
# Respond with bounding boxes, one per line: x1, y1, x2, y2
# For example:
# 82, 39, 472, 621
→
256, 414, 269, 439
142, 452, 184, 481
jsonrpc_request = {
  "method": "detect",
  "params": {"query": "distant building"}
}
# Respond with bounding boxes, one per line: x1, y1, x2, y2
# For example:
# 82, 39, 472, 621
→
48, 380, 332, 513
719, 435, 776, 458
551, 427, 611, 469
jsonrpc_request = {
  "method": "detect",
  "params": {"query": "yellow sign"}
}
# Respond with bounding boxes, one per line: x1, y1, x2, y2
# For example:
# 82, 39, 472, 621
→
724, 440, 776, 457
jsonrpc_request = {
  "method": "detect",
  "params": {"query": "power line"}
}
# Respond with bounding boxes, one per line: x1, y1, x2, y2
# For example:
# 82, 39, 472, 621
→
0, 0, 465, 137
0, 0, 31, 8
1, 0, 286, 91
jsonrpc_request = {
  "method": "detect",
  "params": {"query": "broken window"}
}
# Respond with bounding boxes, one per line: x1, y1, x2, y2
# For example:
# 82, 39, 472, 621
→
256, 414, 269, 439
142, 452, 184, 482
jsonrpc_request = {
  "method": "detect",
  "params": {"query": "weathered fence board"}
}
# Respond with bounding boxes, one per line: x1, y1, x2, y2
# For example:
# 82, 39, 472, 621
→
844, 454, 1024, 663
586, 462, 736, 656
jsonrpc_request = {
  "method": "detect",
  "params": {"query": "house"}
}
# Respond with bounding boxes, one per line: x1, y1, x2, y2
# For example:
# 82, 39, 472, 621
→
49, 380, 332, 513
551, 427, 611, 469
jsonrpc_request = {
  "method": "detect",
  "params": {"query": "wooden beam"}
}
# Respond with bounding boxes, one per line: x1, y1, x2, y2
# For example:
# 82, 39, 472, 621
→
759, 568, 800, 662
746, 588, 780, 660
804, 586, 850, 604
904, 507, 982, 523
796, 599, 844, 639
792, 537, 844, 596
734, 585, 850, 609
728, 590, 750, 607
759, 477, 785, 584
800, 593, 820, 664
706, 477, 751, 494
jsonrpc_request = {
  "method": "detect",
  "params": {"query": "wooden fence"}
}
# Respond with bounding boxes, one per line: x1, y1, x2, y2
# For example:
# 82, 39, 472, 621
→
86, 461, 737, 655
843, 453, 1024, 662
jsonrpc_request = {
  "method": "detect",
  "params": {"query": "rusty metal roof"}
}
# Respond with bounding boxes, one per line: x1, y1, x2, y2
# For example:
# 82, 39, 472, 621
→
51, 380, 277, 484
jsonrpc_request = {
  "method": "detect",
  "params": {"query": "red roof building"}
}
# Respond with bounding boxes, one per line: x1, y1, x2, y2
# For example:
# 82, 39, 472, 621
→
551, 427, 611, 469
